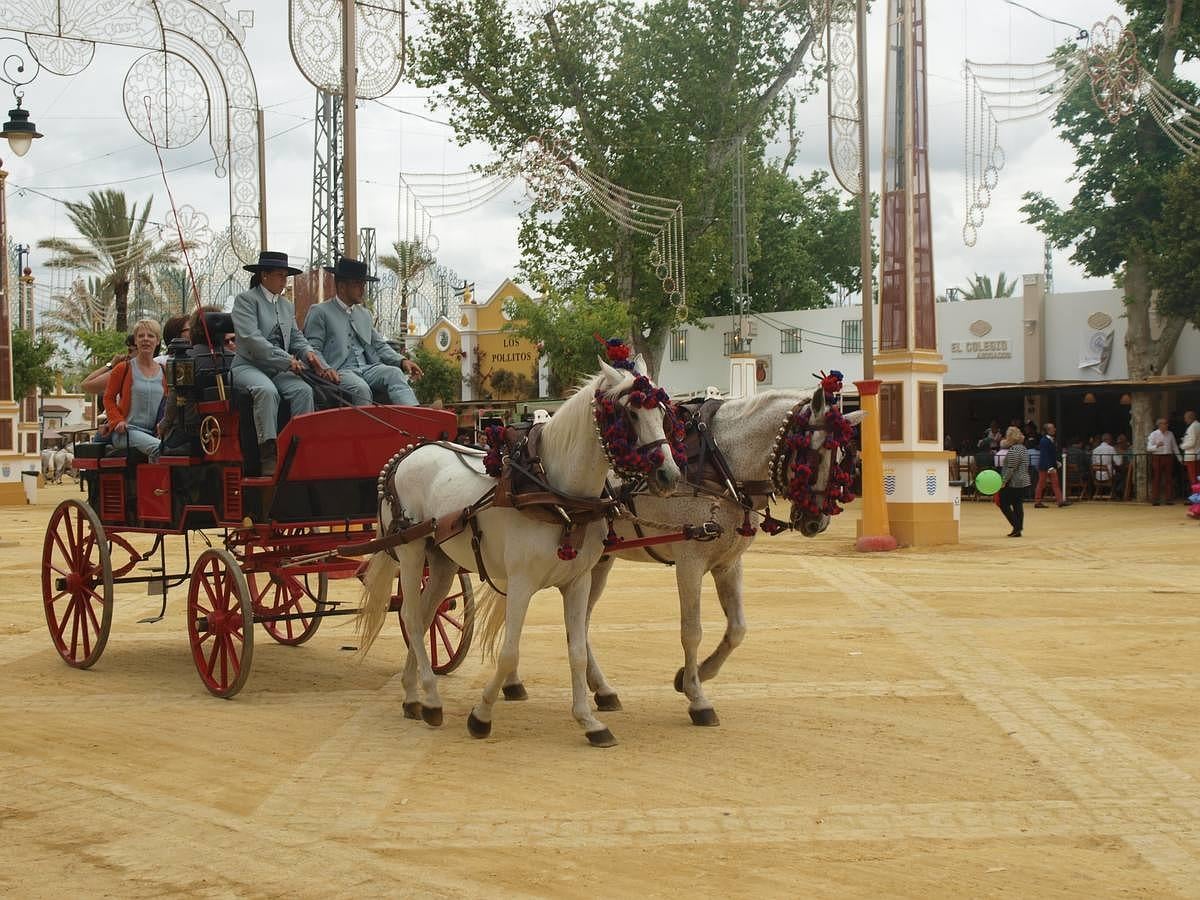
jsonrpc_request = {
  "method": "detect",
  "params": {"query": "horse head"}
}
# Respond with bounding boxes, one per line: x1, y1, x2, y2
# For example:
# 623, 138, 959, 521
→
595, 356, 684, 497
771, 374, 865, 537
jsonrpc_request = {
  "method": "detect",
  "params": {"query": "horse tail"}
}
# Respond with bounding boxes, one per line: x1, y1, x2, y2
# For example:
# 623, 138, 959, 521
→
475, 584, 507, 662
356, 551, 399, 655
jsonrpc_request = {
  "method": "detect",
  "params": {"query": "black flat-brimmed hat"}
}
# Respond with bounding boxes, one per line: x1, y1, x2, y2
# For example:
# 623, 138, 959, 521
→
243, 250, 302, 275
323, 256, 379, 283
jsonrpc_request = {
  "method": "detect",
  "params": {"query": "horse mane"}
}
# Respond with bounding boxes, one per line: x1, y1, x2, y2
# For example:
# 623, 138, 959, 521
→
710, 387, 819, 482
718, 387, 814, 420
537, 368, 636, 476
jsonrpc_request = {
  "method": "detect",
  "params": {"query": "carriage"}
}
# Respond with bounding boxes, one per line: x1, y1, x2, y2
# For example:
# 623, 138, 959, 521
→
41, 319, 475, 698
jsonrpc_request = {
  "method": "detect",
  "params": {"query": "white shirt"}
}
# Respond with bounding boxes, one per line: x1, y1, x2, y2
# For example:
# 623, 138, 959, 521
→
1182, 420, 1200, 460
1091, 441, 1116, 479
1147, 428, 1181, 458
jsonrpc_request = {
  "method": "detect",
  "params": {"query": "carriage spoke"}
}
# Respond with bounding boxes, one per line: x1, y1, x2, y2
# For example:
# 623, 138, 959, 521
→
69, 602, 82, 658
54, 596, 76, 641
206, 632, 222, 674
83, 596, 102, 634
52, 531, 72, 566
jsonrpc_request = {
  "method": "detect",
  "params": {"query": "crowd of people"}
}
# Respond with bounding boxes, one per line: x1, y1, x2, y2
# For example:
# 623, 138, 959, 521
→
76, 251, 424, 476
953, 412, 1200, 537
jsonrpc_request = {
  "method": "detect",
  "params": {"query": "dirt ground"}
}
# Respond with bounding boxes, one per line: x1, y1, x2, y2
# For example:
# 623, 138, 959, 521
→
2, 482, 1198, 898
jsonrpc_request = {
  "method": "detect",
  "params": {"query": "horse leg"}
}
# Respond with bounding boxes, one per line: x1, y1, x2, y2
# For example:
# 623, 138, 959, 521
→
469, 579, 533, 739
396, 545, 442, 724
409, 548, 457, 726
674, 557, 719, 726
563, 574, 616, 746
584, 554, 621, 711
697, 558, 746, 683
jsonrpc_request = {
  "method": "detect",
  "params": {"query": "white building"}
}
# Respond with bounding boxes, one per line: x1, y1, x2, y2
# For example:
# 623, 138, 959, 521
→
660, 275, 1200, 449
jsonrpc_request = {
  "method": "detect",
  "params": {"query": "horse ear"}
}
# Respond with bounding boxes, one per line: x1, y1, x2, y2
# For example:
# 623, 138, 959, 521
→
845, 410, 867, 426
632, 354, 649, 376
598, 357, 621, 384
810, 387, 826, 416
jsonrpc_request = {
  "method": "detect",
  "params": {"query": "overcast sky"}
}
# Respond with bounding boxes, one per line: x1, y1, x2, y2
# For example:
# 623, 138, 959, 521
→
5, 0, 1178, 320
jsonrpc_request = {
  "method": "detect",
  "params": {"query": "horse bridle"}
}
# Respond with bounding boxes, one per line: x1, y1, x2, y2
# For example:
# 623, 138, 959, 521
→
593, 375, 686, 480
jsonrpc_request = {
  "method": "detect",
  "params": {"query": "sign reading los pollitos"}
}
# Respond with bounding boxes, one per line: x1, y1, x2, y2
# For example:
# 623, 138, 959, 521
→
949, 338, 1011, 360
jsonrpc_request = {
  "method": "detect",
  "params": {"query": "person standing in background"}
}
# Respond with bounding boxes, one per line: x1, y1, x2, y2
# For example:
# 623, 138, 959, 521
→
1181, 410, 1199, 487
1146, 417, 1183, 505
1034, 422, 1068, 508
998, 426, 1031, 537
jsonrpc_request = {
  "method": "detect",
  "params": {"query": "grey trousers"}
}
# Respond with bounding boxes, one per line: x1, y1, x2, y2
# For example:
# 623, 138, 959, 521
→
232, 361, 314, 443
113, 424, 161, 462
338, 363, 418, 406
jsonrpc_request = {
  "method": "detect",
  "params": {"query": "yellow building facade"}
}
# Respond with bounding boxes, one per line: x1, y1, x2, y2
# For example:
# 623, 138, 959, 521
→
417, 279, 541, 402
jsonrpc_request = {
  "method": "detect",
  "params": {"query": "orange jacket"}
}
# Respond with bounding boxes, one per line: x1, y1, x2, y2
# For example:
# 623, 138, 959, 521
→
103, 358, 166, 429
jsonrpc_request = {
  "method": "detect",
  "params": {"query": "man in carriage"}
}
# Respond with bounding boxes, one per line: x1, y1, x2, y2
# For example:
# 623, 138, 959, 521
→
231, 251, 340, 476
302, 256, 424, 407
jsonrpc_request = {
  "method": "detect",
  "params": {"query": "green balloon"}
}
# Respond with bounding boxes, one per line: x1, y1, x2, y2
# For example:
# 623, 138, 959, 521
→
975, 469, 1002, 495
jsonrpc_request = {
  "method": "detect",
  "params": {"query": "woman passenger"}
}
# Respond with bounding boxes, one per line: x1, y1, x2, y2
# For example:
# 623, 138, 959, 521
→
103, 318, 166, 462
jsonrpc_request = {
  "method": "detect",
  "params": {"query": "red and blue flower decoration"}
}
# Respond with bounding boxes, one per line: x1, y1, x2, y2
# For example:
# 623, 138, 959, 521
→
770, 370, 859, 521
593, 337, 687, 480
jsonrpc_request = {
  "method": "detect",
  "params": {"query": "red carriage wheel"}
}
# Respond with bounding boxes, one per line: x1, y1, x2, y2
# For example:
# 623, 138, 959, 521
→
395, 571, 475, 675
42, 498, 113, 669
187, 548, 255, 698
247, 571, 327, 645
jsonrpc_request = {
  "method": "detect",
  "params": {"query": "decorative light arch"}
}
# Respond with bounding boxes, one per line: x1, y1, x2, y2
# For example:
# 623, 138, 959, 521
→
2, 0, 263, 262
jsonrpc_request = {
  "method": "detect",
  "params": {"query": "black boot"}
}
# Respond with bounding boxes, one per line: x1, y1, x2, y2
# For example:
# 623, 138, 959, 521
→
259, 439, 278, 477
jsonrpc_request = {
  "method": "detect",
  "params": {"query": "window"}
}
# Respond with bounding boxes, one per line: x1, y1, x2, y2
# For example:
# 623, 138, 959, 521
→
0, 420, 11, 451
780, 328, 801, 354
879, 382, 903, 442
722, 331, 741, 356
841, 319, 862, 354
918, 381, 938, 443
669, 328, 688, 362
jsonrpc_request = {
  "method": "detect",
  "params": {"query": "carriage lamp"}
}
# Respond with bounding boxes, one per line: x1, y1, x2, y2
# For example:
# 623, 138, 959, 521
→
167, 340, 195, 392
1, 98, 43, 157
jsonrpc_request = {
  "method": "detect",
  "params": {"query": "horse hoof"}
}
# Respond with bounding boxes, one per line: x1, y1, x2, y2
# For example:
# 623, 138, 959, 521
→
674, 668, 685, 693
586, 727, 618, 748
402, 701, 422, 720
502, 683, 529, 701
689, 707, 720, 727
421, 706, 444, 727
594, 692, 623, 712
467, 711, 492, 739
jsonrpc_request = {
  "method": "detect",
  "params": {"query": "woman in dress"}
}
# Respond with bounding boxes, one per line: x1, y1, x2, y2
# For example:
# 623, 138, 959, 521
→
999, 425, 1031, 537
103, 318, 166, 462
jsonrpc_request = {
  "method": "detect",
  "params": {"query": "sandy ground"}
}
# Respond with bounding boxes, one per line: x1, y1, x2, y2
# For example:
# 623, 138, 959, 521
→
2, 481, 1198, 898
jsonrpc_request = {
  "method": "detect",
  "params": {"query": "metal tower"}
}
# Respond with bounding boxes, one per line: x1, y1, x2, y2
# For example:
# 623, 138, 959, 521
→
310, 90, 344, 269
1043, 238, 1054, 295
359, 225, 377, 305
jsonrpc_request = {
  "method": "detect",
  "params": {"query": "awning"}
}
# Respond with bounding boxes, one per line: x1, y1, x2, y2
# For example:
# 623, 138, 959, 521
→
944, 374, 1200, 392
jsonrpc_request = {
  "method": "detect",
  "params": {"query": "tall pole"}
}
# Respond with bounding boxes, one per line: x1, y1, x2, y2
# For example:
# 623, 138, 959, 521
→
857, 0, 873, 380
257, 107, 268, 251
342, 0, 358, 260
853, 0, 896, 552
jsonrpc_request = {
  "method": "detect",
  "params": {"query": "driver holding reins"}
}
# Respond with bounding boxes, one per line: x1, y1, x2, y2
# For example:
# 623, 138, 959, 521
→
231, 250, 339, 476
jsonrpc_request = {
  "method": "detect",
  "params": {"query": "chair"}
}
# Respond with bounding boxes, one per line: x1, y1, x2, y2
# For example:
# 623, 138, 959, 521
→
964, 459, 981, 500
1090, 463, 1114, 500
1065, 461, 1089, 500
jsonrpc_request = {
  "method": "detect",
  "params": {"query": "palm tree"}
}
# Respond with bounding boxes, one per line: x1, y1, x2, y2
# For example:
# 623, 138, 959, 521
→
37, 189, 182, 332
379, 238, 434, 336
956, 272, 1018, 299
42, 276, 115, 338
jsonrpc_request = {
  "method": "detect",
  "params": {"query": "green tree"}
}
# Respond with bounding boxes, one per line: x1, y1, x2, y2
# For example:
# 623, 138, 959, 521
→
37, 189, 181, 332
409, 344, 461, 405
1021, 0, 1198, 458
76, 330, 131, 367
504, 287, 629, 395
412, 0, 825, 375
12, 328, 56, 399
955, 272, 1018, 300
1149, 156, 1200, 326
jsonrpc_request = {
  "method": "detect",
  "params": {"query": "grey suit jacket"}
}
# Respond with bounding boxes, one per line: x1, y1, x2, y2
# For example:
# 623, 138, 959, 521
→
231, 286, 317, 376
303, 298, 406, 372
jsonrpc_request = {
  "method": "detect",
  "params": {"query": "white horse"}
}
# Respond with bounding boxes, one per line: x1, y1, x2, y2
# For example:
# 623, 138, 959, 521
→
356, 358, 683, 746
499, 378, 864, 726
52, 449, 76, 483
41, 448, 56, 482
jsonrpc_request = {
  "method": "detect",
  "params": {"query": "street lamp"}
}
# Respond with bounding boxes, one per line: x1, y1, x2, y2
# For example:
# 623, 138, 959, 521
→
0, 96, 42, 157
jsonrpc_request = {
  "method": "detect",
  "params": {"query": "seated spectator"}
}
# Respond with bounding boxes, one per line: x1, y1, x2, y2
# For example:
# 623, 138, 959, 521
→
104, 319, 166, 462
1092, 433, 1117, 482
